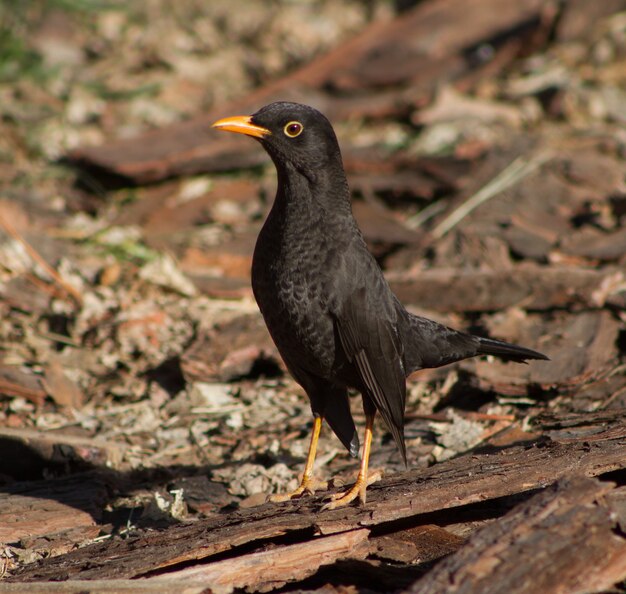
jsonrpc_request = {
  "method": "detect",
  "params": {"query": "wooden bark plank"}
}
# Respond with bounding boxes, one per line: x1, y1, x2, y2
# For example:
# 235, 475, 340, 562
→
371, 525, 465, 564
0, 496, 97, 546
145, 528, 370, 594
9, 412, 626, 583
404, 476, 626, 594
0, 583, 206, 593
0, 474, 109, 544
473, 310, 619, 394
67, 0, 549, 184
0, 366, 46, 406
561, 227, 626, 261
536, 409, 626, 434
0, 427, 125, 481
387, 264, 624, 312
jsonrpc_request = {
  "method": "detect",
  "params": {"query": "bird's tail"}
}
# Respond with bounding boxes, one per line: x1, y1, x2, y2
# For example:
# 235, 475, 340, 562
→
476, 336, 549, 363
400, 311, 549, 373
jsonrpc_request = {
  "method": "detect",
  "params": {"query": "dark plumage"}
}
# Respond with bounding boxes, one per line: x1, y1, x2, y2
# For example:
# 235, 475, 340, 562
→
212, 102, 548, 507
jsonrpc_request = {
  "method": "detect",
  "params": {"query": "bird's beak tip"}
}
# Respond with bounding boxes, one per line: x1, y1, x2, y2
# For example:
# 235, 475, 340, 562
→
211, 115, 270, 139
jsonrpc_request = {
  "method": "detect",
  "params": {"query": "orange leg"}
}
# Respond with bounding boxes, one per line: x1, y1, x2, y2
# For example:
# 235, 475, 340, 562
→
322, 413, 375, 509
270, 416, 322, 502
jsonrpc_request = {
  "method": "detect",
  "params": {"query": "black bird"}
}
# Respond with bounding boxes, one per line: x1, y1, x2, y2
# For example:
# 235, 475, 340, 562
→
212, 102, 548, 508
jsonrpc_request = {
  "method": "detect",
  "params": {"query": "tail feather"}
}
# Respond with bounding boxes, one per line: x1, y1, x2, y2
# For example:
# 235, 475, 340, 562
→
400, 310, 549, 372
476, 336, 549, 363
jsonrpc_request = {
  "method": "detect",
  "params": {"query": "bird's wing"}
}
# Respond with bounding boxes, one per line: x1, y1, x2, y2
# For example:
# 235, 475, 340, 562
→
331, 279, 407, 464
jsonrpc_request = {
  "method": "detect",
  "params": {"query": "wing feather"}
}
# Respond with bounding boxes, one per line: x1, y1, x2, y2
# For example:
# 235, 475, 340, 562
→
334, 286, 407, 464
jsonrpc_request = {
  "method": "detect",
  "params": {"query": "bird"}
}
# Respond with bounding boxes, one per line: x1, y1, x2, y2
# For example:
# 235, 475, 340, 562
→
212, 102, 548, 509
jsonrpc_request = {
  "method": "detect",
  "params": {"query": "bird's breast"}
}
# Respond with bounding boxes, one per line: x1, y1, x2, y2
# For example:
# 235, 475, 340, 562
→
252, 213, 340, 377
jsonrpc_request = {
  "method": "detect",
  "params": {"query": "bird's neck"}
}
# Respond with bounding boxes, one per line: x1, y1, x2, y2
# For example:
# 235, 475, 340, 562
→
254, 158, 360, 274
273, 159, 353, 223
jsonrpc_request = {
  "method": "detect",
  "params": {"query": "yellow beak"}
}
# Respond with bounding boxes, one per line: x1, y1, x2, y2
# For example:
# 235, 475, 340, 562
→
211, 115, 270, 138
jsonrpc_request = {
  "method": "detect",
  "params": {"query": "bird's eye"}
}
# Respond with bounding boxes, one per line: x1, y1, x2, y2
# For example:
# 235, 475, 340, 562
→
284, 121, 303, 138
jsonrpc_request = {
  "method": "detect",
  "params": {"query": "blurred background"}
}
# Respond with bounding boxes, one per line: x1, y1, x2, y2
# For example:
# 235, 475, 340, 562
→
0, 1, 383, 160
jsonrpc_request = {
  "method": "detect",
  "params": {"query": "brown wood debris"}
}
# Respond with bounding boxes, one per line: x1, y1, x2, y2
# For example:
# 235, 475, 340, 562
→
471, 309, 620, 395
181, 313, 281, 382
407, 476, 626, 594
7, 411, 626, 591
388, 265, 624, 312
0, 367, 47, 407
0, 474, 109, 546
0, 427, 125, 481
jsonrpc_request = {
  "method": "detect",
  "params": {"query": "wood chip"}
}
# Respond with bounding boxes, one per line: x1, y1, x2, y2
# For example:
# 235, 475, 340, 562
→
0, 427, 125, 480
0, 474, 109, 544
388, 265, 621, 312
405, 476, 626, 594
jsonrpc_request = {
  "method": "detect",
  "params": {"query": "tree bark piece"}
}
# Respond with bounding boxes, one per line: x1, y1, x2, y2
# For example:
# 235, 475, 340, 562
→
147, 528, 370, 594
371, 525, 465, 564
473, 310, 619, 394
0, 366, 46, 407
405, 476, 626, 594
9, 411, 626, 584
387, 265, 625, 312
0, 427, 125, 481
0, 474, 109, 544
0, 582, 206, 593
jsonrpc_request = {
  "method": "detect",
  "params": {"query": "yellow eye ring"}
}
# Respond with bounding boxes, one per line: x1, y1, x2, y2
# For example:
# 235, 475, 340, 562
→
284, 121, 303, 138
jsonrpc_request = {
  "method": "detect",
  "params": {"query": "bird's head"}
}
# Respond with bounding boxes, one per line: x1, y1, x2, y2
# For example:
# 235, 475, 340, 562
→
212, 102, 342, 177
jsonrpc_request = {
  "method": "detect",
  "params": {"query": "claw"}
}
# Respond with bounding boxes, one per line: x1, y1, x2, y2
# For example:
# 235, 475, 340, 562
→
321, 416, 377, 510
322, 481, 364, 510
321, 468, 382, 509
269, 482, 313, 503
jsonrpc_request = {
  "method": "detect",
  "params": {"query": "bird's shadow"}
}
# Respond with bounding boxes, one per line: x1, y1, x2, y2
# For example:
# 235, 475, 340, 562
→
0, 442, 277, 537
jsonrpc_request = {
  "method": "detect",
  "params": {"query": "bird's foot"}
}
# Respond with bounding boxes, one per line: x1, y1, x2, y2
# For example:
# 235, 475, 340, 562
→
321, 469, 383, 510
269, 484, 312, 502
269, 477, 326, 502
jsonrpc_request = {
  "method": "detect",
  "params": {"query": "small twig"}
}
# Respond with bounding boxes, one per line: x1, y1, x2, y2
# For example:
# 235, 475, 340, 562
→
188, 425, 213, 466
464, 411, 516, 422
404, 412, 450, 422
432, 151, 552, 239
405, 200, 448, 230
0, 377, 46, 405
36, 331, 81, 348
0, 213, 83, 306
405, 410, 516, 423
599, 384, 626, 409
